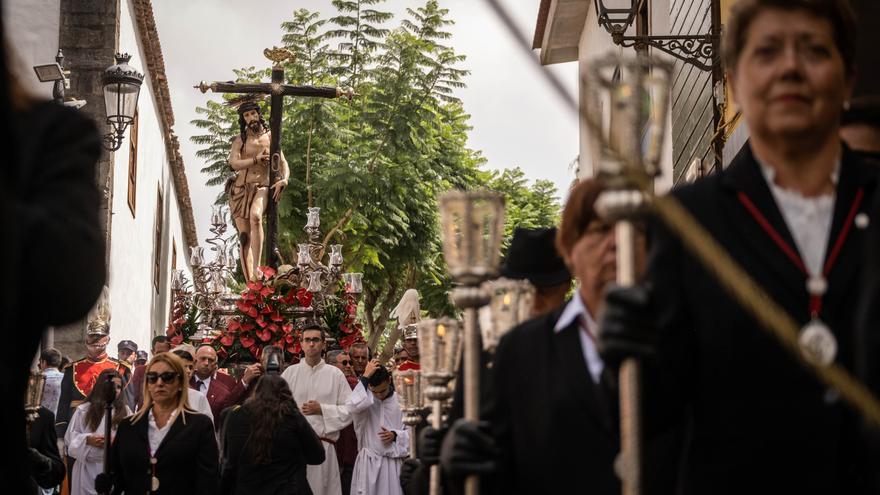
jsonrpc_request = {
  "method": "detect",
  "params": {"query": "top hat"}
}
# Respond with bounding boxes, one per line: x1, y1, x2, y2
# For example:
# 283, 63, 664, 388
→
500, 227, 571, 287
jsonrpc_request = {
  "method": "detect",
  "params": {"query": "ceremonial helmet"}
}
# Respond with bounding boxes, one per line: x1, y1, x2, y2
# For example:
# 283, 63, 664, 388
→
86, 287, 111, 338
403, 324, 418, 341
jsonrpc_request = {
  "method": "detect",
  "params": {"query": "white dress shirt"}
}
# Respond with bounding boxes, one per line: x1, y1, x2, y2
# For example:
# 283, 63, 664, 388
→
148, 409, 177, 455
554, 294, 605, 384
760, 162, 838, 277
187, 388, 214, 425
193, 375, 212, 393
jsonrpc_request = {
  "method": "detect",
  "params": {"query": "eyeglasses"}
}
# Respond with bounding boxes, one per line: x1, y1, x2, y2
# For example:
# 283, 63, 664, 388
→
584, 221, 647, 238
303, 337, 322, 344
146, 371, 179, 384
339, 360, 351, 366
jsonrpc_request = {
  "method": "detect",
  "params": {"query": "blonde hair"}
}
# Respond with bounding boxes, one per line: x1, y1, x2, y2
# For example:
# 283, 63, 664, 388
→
131, 353, 195, 424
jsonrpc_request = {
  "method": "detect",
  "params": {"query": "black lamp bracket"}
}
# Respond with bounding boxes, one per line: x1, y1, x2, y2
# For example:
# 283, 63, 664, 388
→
610, 32, 718, 72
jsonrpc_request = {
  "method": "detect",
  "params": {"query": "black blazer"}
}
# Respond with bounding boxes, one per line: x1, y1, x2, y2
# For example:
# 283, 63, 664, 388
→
489, 307, 620, 494
110, 410, 219, 495
645, 143, 877, 494
219, 405, 325, 495
28, 407, 65, 490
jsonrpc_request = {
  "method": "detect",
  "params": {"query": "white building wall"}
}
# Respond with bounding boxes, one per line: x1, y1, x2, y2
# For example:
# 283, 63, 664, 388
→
107, 0, 191, 354
3, 0, 61, 99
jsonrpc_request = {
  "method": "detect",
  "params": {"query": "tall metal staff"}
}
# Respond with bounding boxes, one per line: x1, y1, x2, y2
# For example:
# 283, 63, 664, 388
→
438, 191, 505, 495
100, 374, 117, 495
590, 55, 672, 495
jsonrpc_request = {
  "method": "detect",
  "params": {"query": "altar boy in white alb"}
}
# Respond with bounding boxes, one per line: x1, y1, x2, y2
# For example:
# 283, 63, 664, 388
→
346, 359, 409, 495
281, 325, 353, 495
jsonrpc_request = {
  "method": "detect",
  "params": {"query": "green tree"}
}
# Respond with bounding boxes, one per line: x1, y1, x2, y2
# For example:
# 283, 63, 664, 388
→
486, 167, 562, 252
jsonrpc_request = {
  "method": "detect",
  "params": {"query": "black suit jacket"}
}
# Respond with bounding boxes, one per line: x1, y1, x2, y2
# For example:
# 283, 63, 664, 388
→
110, 410, 219, 495
28, 407, 65, 490
490, 307, 620, 494
645, 142, 876, 494
856, 151, 880, 491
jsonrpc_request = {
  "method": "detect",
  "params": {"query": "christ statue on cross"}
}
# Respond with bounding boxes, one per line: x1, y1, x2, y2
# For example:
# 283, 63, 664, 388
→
226, 96, 289, 281
198, 46, 353, 281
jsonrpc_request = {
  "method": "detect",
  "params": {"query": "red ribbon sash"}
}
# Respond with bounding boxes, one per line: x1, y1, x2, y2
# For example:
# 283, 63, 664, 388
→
737, 187, 864, 318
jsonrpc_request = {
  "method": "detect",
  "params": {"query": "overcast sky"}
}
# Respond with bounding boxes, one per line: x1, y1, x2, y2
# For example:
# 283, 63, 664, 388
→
151, 0, 579, 242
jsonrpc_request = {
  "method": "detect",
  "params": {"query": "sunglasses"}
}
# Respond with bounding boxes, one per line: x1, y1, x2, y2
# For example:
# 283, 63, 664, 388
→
146, 371, 179, 384
339, 360, 351, 366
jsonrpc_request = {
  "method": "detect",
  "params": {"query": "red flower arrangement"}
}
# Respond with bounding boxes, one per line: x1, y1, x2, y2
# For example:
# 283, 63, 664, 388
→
211, 266, 365, 364
166, 289, 199, 345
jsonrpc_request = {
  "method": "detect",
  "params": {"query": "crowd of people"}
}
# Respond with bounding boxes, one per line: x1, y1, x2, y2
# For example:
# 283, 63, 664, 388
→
29, 323, 422, 495
11, 0, 880, 493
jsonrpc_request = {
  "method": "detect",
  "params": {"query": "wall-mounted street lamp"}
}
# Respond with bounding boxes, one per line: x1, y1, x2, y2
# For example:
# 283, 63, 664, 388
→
594, 0, 719, 71
102, 53, 144, 151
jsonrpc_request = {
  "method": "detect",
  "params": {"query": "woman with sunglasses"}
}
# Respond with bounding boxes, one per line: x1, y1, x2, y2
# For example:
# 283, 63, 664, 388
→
64, 369, 129, 495
99, 353, 218, 494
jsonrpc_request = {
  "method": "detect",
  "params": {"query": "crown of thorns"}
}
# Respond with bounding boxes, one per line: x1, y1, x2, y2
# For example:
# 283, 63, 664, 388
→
227, 94, 267, 115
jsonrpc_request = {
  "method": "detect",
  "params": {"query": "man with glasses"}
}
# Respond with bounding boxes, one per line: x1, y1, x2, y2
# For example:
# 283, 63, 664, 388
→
439, 179, 664, 494
282, 323, 353, 495
327, 349, 358, 495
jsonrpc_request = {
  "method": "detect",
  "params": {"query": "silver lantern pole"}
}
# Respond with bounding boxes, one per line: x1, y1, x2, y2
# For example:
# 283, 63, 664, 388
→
417, 317, 463, 495
393, 368, 426, 459
438, 190, 505, 495
589, 54, 672, 495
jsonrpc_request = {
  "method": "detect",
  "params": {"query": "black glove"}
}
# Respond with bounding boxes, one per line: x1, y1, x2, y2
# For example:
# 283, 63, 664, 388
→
95, 472, 115, 494
400, 458, 425, 494
417, 426, 445, 465
440, 419, 499, 478
26, 447, 52, 476
599, 284, 659, 370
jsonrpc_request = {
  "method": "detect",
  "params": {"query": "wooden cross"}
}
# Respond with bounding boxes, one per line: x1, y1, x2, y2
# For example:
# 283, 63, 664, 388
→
195, 47, 353, 268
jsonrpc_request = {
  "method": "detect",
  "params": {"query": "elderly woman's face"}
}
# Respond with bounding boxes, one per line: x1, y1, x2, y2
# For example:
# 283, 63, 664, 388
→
730, 8, 852, 142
